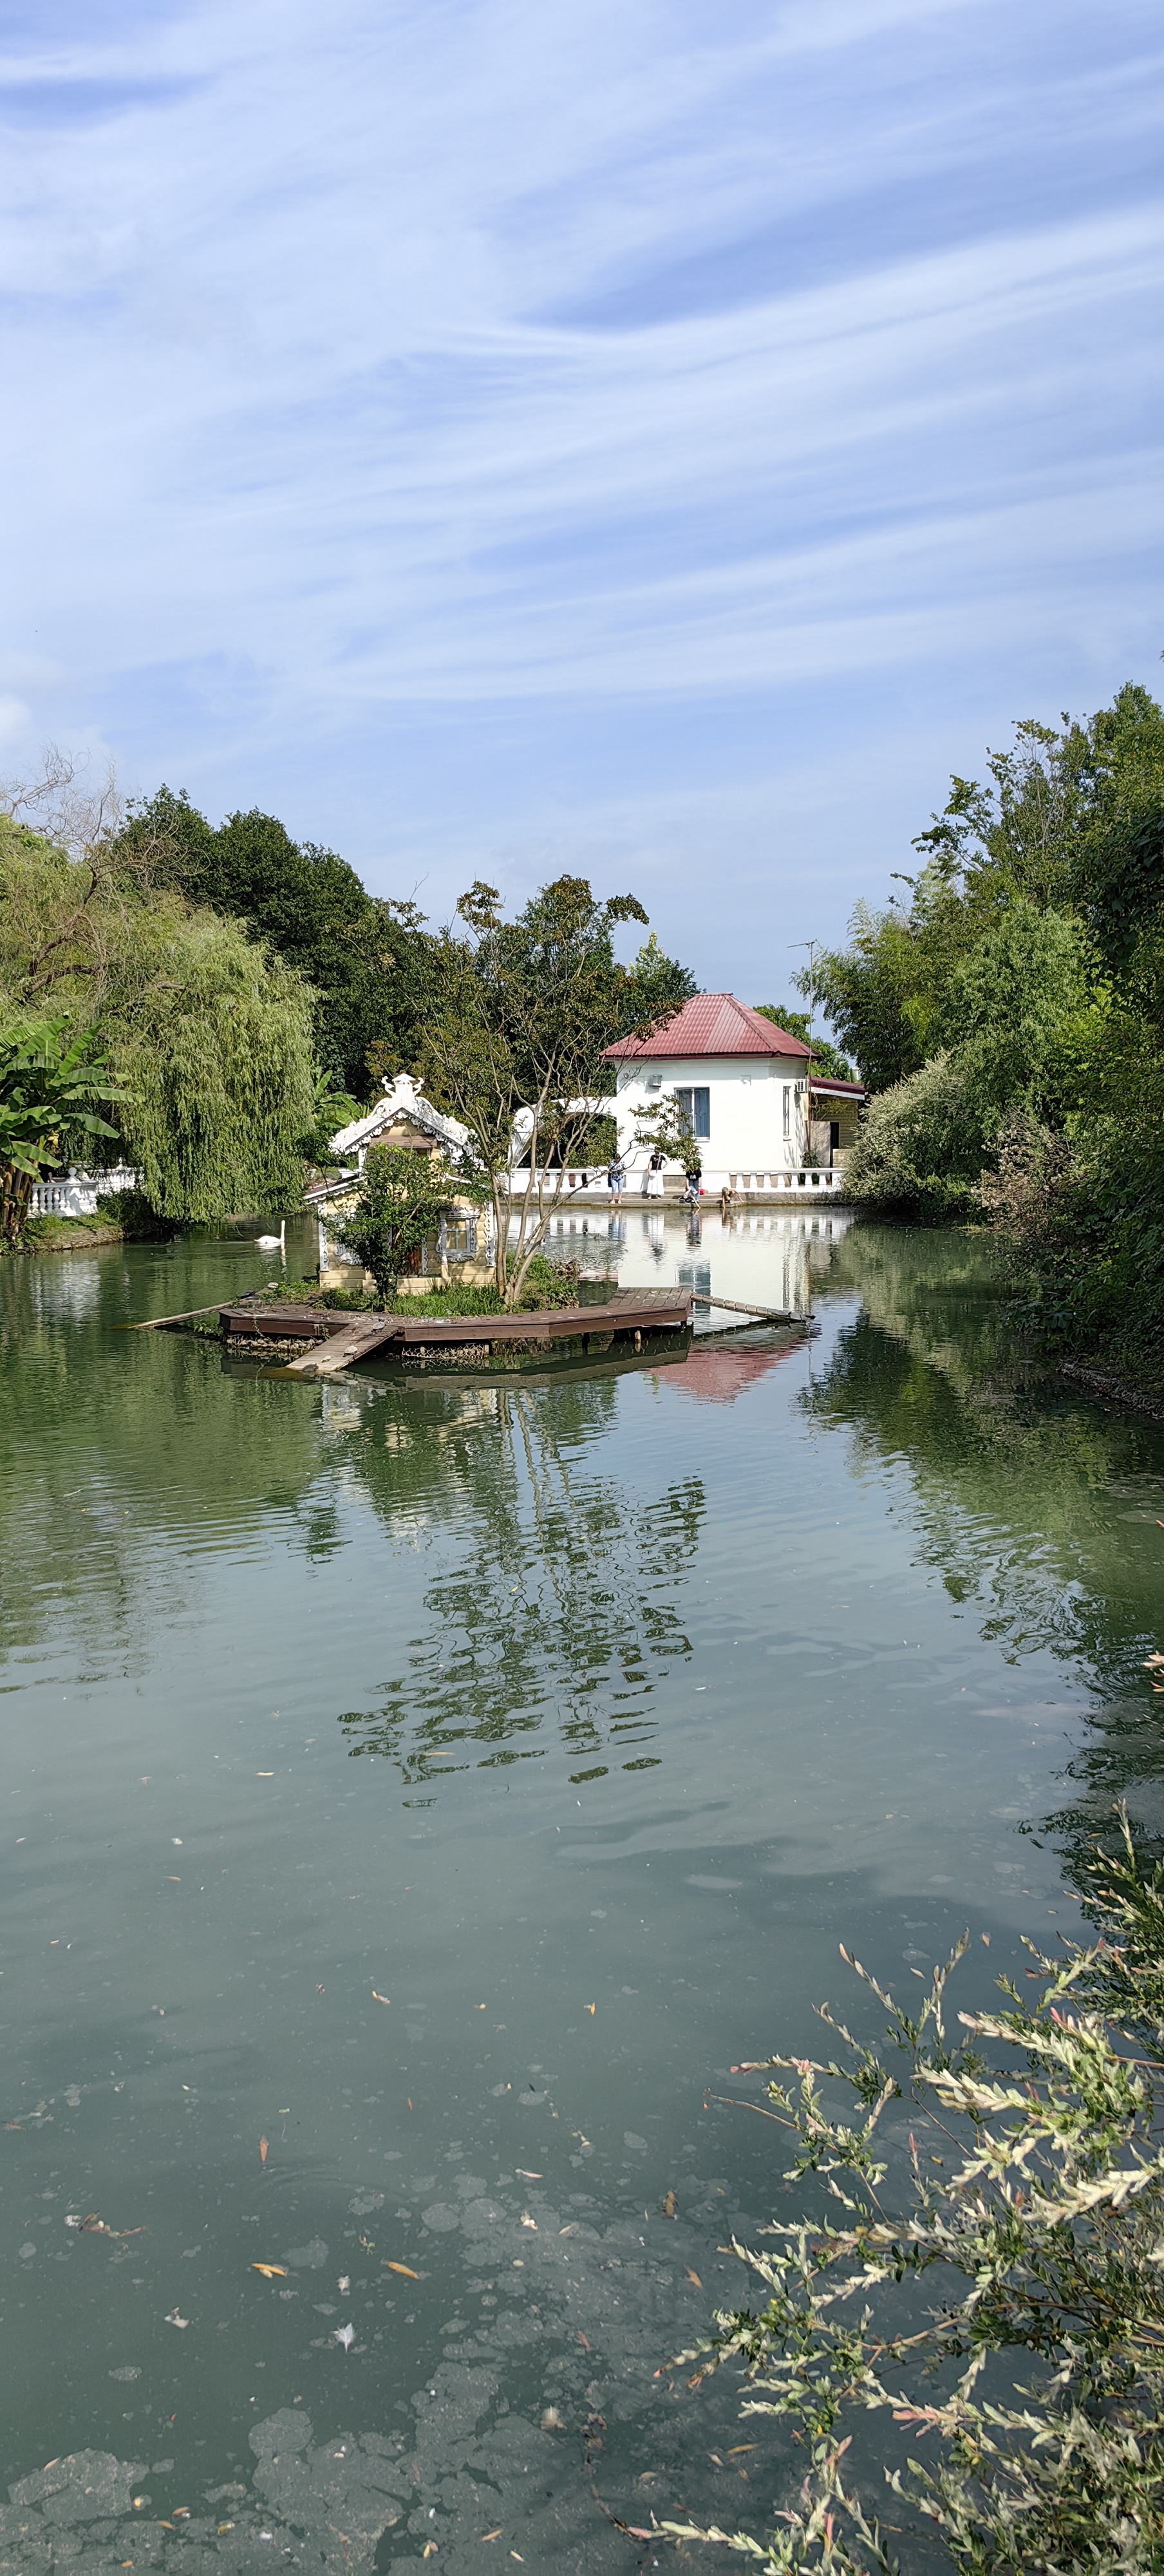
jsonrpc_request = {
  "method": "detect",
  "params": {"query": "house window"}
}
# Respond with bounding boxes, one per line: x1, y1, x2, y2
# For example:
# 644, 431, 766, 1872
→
438, 1217, 478, 1260
782, 1086, 791, 1138
675, 1086, 710, 1139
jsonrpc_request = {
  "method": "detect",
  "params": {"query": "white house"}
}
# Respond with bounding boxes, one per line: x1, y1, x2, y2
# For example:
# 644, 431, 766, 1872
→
603, 994, 863, 1193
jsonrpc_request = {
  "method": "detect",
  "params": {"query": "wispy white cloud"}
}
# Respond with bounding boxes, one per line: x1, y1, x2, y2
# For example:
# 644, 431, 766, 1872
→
1, 0, 1161, 972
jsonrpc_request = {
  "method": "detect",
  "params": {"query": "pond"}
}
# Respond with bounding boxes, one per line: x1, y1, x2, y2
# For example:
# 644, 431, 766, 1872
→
2, 1209, 1163, 2569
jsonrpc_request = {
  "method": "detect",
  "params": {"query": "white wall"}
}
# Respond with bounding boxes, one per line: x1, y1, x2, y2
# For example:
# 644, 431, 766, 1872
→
613, 1055, 807, 1182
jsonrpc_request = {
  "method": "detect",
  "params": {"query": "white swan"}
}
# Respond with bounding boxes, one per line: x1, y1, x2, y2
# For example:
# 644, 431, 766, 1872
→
255, 1220, 286, 1251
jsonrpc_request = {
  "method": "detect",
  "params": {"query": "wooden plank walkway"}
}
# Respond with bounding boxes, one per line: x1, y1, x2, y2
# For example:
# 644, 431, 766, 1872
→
281, 1315, 404, 1375
690, 1292, 811, 1324
216, 1285, 694, 1378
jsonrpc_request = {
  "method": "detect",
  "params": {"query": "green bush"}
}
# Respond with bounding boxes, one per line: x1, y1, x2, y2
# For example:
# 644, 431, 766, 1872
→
844, 1053, 990, 1221
94, 1187, 172, 1238
333, 1143, 469, 1302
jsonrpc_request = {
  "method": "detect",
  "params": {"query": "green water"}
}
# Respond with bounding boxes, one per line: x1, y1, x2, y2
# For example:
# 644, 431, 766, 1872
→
2, 1213, 1163, 2570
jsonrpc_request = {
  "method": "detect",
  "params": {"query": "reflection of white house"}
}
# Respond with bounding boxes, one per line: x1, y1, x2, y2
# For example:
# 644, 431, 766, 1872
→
604, 994, 863, 1189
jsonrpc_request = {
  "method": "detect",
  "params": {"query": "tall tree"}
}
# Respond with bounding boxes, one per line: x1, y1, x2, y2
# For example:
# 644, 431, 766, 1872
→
622, 931, 698, 1028
803, 685, 1164, 1387
417, 875, 657, 1305
126, 788, 437, 1096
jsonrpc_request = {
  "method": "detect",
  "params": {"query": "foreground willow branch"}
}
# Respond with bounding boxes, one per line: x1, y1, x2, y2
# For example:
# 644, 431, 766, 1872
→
662, 1809, 1164, 2573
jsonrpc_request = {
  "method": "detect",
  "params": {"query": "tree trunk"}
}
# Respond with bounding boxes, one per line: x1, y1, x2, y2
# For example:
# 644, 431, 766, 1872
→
491, 1177, 507, 1300
1, 1164, 35, 1247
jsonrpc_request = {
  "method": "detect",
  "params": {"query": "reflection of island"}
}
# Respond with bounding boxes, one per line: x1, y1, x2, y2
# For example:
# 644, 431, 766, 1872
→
651, 1341, 798, 1406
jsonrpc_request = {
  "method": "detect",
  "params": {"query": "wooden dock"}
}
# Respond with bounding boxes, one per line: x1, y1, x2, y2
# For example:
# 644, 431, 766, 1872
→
217, 1287, 695, 1378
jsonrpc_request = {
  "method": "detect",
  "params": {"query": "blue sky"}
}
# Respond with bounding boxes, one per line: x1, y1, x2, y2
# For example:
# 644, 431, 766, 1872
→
3, 0, 1162, 994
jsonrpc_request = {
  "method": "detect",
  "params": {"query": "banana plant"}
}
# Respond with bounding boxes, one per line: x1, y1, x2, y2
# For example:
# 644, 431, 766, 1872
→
0, 1017, 126, 1245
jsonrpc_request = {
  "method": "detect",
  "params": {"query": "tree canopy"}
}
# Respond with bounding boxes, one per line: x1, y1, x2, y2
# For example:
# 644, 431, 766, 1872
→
124, 788, 437, 1098
0, 797, 316, 1223
416, 873, 668, 1303
753, 1001, 854, 1083
125, 791, 698, 1106
805, 683, 1164, 1385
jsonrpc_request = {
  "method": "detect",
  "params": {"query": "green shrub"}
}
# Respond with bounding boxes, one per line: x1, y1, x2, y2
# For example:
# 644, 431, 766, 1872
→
94, 1187, 171, 1238
844, 1053, 991, 1222
333, 1144, 467, 1301
319, 1283, 376, 1312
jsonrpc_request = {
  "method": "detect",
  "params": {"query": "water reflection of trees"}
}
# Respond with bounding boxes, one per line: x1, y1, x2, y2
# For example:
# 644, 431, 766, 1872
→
0, 1255, 320, 1663
332, 1374, 704, 1791
2, 1240, 705, 1798
808, 1226, 1164, 1860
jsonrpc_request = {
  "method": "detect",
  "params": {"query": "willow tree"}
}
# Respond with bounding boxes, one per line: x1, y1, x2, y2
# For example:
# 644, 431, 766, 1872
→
0, 793, 316, 1220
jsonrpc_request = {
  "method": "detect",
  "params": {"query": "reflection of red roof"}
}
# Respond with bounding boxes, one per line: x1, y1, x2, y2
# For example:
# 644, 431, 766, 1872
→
605, 994, 811, 1061
652, 1341, 797, 1405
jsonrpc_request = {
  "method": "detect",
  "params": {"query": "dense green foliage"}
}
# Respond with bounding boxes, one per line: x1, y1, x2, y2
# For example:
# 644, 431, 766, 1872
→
2, 770, 696, 1239
753, 1002, 855, 1083
129, 793, 695, 1104
0, 1016, 123, 1245
670, 1812, 1164, 2573
125, 788, 436, 1096
626, 930, 699, 1025
0, 807, 318, 1223
319, 1251, 579, 1317
812, 685, 1164, 1381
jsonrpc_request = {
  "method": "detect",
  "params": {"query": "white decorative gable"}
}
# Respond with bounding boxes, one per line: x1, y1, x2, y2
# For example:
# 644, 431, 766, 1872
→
328, 1071, 469, 1162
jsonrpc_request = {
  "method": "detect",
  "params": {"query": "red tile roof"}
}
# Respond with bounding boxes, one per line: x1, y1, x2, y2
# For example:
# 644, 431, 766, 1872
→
605, 994, 812, 1061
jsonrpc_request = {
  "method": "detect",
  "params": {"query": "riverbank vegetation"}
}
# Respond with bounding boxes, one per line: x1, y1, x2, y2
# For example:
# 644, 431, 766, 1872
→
811, 684, 1164, 1392
0, 766, 317, 1231
124, 788, 694, 1103
1, 759, 692, 1254
672, 1811, 1164, 2573
0, 1015, 124, 1247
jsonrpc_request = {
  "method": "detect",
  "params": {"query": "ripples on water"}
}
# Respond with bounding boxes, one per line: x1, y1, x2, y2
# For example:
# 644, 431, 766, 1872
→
3, 1214, 1164, 2565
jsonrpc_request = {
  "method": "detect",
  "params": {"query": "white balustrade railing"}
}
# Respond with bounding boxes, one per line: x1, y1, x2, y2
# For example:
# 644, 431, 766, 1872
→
28, 1166, 141, 1218
501, 1168, 605, 1195
502, 1164, 849, 1197
736, 1168, 847, 1194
